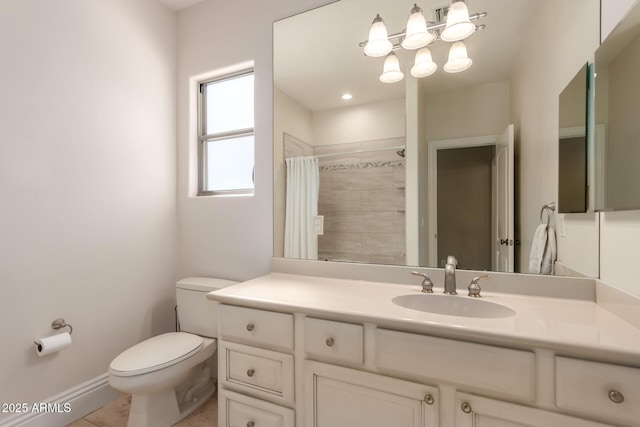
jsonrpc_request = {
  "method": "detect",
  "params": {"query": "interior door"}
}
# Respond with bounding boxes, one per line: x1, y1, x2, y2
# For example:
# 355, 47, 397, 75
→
492, 124, 515, 272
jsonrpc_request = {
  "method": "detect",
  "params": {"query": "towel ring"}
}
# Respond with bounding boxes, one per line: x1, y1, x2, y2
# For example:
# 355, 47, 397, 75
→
540, 202, 556, 224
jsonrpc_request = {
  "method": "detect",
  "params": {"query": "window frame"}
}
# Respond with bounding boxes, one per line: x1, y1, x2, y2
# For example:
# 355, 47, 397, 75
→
197, 69, 255, 196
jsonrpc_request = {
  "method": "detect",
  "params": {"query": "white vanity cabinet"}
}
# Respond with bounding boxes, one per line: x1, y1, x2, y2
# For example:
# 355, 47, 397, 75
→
210, 275, 640, 427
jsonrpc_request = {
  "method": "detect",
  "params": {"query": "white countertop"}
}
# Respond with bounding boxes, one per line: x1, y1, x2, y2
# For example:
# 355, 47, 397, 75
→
208, 272, 640, 365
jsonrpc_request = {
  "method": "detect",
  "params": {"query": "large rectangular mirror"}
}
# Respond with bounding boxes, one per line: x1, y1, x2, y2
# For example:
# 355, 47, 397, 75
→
274, 0, 601, 277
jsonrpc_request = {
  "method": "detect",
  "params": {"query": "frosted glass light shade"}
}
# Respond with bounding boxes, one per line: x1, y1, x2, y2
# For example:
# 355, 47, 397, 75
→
380, 52, 404, 83
444, 41, 472, 73
401, 4, 436, 50
441, 0, 476, 42
364, 14, 393, 57
411, 47, 437, 78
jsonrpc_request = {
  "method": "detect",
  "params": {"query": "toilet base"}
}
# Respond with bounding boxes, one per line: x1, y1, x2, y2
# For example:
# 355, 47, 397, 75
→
126, 377, 216, 427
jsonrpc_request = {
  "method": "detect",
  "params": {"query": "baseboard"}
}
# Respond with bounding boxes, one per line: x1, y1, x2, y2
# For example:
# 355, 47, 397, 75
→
0, 373, 121, 427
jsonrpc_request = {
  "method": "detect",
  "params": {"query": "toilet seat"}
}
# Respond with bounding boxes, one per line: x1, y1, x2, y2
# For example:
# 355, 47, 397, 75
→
110, 332, 203, 377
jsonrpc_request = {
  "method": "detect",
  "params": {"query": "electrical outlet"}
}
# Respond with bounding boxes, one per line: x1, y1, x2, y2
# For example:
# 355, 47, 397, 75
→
313, 215, 324, 235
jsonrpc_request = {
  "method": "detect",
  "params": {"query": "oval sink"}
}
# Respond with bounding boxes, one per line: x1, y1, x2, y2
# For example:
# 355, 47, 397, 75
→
392, 294, 516, 319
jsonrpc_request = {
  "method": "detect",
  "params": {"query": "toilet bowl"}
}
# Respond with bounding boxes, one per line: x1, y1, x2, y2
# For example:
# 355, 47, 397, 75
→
108, 277, 236, 427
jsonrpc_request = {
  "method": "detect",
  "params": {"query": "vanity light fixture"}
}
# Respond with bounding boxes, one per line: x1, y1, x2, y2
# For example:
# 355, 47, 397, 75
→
380, 51, 404, 83
411, 47, 438, 77
360, 0, 486, 83
440, 0, 476, 42
443, 40, 473, 73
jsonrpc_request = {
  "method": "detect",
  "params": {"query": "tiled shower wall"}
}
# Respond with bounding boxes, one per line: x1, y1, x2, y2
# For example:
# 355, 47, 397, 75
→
315, 137, 406, 265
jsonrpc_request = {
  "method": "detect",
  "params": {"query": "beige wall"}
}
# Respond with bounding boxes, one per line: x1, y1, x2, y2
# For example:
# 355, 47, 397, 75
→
274, 89, 314, 259
0, 0, 177, 418
312, 98, 406, 146
511, 0, 600, 275
426, 80, 511, 140
606, 32, 640, 208
176, 0, 336, 282
599, 0, 640, 296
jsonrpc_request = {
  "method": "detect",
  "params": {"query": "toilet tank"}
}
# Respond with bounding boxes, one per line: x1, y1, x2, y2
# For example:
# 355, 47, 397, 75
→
176, 277, 237, 338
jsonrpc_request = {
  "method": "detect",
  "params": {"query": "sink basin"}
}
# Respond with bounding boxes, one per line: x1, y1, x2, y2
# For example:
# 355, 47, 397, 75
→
392, 294, 516, 318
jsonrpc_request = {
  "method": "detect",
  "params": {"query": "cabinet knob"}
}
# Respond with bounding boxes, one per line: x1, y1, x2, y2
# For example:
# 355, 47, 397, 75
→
247, 369, 255, 377
247, 422, 255, 427
461, 401, 472, 414
609, 389, 625, 404
325, 337, 335, 347
246, 323, 255, 332
423, 394, 434, 405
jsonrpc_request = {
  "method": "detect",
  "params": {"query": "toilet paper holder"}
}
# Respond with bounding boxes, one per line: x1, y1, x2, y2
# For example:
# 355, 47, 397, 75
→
50, 318, 73, 335
33, 318, 73, 347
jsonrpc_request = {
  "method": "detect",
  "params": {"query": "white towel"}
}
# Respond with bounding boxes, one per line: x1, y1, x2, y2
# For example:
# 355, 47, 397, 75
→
529, 224, 557, 275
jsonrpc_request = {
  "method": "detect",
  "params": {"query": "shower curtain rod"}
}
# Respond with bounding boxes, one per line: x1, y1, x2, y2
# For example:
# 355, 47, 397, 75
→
315, 144, 405, 159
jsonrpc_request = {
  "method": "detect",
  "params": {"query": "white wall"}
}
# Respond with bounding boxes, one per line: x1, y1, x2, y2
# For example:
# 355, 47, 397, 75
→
312, 98, 405, 146
510, 0, 600, 275
176, 0, 336, 281
0, 0, 177, 419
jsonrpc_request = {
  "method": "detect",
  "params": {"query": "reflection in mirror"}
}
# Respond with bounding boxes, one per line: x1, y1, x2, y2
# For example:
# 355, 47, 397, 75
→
273, 0, 601, 277
594, 3, 640, 211
558, 63, 588, 214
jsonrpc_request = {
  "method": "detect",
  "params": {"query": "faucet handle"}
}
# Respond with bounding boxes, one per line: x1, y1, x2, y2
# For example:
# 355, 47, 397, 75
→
446, 255, 458, 267
468, 274, 491, 298
411, 271, 434, 293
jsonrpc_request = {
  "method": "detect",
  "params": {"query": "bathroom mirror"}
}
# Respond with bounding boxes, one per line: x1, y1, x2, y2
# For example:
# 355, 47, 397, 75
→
273, 0, 601, 276
558, 63, 589, 214
594, 2, 640, 211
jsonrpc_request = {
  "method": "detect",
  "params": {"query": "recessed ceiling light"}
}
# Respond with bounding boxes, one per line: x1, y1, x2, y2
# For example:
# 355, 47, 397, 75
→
341, 93, 353, 100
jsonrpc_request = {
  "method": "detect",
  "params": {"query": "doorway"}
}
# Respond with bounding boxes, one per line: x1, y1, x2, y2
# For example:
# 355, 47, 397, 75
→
427, 125, 514, 272
436, 145, 494, 270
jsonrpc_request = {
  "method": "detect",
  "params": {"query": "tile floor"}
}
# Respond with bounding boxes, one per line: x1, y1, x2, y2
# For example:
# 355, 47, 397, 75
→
66, 394, 217, 427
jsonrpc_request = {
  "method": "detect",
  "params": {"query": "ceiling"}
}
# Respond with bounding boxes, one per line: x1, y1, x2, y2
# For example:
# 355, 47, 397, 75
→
157, 0, 204, 12
274, 0, 539, 112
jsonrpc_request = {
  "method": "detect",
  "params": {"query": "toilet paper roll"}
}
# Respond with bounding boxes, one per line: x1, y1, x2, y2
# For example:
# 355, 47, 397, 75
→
35, 332, 72, 357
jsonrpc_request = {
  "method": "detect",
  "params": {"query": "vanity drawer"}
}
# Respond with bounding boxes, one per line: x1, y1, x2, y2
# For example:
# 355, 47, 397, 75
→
220, 341, 294, 404
555, 356, 640, 425
305, 317, 364, 365
376, 329, 535, 401
220, 389, 295, 427
219, 304, 294, 352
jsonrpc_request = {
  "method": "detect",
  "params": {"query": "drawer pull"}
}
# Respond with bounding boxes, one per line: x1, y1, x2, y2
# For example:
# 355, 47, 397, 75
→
246, 323, 255, 332
325, 337, 335, 347
423, 394, 434, 405
247, 369, 255, 377
461, 401, 473, 414
609, 389, 625, 404
247, 422, 255, 427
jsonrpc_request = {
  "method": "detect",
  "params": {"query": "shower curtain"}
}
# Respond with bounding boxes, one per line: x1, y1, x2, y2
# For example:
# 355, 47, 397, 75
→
284, 156, 319, 259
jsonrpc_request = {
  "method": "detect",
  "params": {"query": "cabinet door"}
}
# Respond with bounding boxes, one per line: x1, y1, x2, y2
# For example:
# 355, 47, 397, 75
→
305, 360, 438, 427
455, 393, 613, 427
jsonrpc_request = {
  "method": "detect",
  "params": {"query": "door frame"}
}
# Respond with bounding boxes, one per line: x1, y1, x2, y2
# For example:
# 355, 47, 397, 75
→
427, 135, 499, 268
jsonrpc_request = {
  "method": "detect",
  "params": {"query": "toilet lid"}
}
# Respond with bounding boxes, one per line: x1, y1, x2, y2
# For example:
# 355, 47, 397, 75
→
110, 332, 203, 377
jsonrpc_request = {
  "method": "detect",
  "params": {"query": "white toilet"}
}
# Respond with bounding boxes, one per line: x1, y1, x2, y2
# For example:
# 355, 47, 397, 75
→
108, 277, 236, 427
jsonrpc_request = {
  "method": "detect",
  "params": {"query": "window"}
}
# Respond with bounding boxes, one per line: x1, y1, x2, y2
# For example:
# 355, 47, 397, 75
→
198, 70, 255, 195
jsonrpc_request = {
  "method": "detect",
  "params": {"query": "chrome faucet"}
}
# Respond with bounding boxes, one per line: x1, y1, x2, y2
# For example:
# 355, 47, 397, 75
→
444, 255, 458, 295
